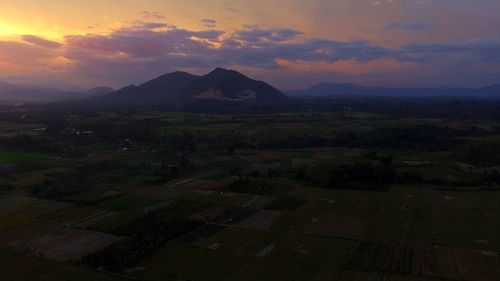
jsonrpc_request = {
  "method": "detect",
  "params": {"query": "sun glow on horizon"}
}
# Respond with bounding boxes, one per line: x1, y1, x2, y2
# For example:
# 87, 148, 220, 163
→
0, 19, 64, 41
0, 0, 499, 88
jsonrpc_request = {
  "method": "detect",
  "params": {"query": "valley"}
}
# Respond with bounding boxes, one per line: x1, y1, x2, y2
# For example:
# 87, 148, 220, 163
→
2, 105, 500, 281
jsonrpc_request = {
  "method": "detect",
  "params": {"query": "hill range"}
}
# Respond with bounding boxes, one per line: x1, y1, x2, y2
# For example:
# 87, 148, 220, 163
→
100, 68, 285, 106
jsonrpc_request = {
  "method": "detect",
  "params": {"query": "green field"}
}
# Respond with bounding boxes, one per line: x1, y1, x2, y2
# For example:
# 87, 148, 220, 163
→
1, 105, 500, 280
0, 150, 47, 163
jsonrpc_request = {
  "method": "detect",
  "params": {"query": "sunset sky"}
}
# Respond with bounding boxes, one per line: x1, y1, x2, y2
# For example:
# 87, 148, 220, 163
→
0, 0, 499, 90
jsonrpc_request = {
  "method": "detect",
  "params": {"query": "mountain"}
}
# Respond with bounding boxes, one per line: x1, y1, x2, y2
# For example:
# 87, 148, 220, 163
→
0, 87, 77, 104
87, 87, 114, 97
480, 84, 500, 95
286, 83, 500, 98
101, 68, 285, 105
184, 68, 284, 102
102, 72, 200, 105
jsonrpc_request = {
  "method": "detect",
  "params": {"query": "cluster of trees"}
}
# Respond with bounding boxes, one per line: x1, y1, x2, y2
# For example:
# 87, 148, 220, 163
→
480, 170, 500, 186
327, 160, 396, 190
296, 97, 500, 120
293, 157, 397, 191
81, 213, 202, 272
424, 169, 500, 189
190, 124, 481, 152
291, 154, 500, 191
457, 142, 500, 166
32, 160, 157, 199
329, 125, 471, 151
4, 99, 499, 159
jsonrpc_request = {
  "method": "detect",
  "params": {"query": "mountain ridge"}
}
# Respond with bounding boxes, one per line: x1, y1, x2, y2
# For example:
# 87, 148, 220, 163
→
101, 68, 286, 105
0, 83, 113, 104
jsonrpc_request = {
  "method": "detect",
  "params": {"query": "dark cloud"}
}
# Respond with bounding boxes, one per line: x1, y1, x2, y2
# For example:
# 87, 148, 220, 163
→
63, 23, 397, 73
4, 20, 500, 88
272, 29, 304, 41
130, 21, 175, 30
21, 35, 62, 49
386, 21, 431, 31
400, 40, 500, 62
141, 11, 165, 20
232, 28, 273, 43
231, 28, 303, 44
223, 3, 241, 15
404, 40, 500, 54
64, 26, 223, 59
60, 22, 500, 87
201, 19, 217, 28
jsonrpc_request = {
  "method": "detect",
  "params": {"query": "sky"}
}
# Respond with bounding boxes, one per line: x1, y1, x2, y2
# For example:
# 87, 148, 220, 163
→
0, 0, 500, 90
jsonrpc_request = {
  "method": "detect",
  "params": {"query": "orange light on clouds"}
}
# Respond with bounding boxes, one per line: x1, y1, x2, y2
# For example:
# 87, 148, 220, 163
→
0, 0, 498, 88
276, 58, 417, 75
0, 19, 63, 41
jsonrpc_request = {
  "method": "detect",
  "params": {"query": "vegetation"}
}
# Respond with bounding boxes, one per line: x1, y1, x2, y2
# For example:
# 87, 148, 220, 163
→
2, 97, 500, 280
81, 214, 202, 272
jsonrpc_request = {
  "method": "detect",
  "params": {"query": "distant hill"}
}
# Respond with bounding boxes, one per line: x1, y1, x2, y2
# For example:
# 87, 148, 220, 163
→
0, 81, 21, 92
480, 84, 500, 95
87, 87, 114, 97
0, 82, 113, 105
101, 68, 286, 106
286, 83, 500, 98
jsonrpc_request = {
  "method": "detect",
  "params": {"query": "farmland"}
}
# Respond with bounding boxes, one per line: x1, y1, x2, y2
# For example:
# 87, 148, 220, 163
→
1, 98, 500, 280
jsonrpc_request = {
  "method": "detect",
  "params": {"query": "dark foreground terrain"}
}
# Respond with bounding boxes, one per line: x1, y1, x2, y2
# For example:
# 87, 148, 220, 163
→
1, 97, 500, 281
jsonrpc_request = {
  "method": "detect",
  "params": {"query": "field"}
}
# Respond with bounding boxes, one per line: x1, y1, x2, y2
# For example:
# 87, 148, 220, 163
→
1, 101, 500, 280
0, 150, 48, 163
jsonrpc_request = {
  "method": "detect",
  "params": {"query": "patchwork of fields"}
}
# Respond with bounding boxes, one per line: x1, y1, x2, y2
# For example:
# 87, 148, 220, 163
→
1, 110, 500, 280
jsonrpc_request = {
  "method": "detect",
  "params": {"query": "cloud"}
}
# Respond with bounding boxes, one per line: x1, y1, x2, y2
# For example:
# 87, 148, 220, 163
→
141, 11, 165, 20
400, 40, 500, 63
129, 21, 175, 30
223, 3, 241, 15
371, 0, 394, 6
58, 21, 500, 87
64, 25, 223, 59
230, 28, 303, 44
201, 19, 217, 28
386, 21, 430, 31
2, 17, 500, 88
272, 29, 304, 41
0, 40, 59, 64
21, 35, 62, 49
0, 40, 65, 83
56, 22, 406, 87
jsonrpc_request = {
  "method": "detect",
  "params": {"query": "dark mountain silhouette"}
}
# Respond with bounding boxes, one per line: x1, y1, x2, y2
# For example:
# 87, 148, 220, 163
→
286, 83, 500, 98
101, 68, 285, 105
87, 87, 114, 97
102, 72, 200, 105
